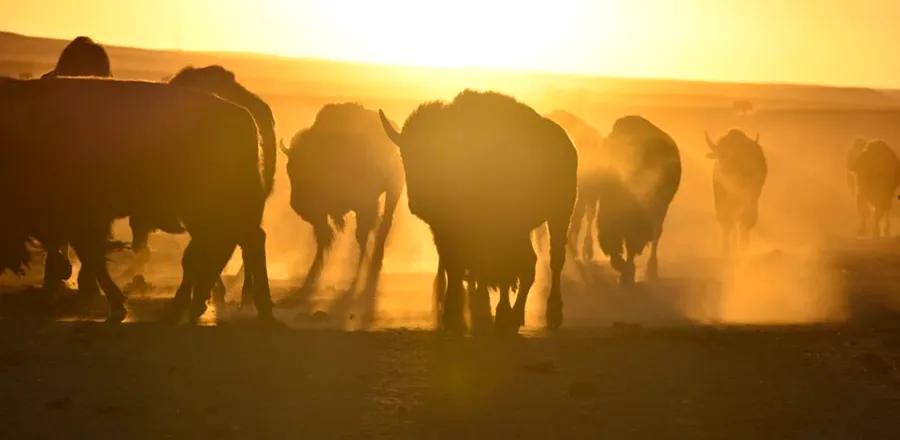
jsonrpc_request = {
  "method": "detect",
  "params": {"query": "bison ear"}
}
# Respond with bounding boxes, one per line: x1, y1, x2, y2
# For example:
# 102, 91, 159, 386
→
379, 110, 402, 146
279, 138, 290, 155
705, 131, 716, 150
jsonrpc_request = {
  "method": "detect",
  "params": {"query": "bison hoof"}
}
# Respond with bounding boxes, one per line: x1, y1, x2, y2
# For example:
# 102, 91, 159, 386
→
189, 299, 208, 324
106, 306, 127, 324
546, 298, 563, 330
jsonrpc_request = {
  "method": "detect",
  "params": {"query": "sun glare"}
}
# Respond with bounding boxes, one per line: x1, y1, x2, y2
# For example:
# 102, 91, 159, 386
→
296, 0, 584, 71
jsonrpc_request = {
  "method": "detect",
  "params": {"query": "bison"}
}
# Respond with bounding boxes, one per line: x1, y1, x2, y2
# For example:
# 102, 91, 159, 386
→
705, 130, 767, 254
848, 140, 900, 237
379, 90, 577, 333
283, 103, 404, 298
595, 116, 681, 284
547, 111, 606, 261
126, 65, 277, 301
41, 36, 111, 78
39, 36, 112, 291
0, 77, 274, 323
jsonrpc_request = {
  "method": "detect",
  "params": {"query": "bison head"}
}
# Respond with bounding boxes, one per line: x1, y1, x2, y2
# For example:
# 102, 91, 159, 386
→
706, 130, 759, 160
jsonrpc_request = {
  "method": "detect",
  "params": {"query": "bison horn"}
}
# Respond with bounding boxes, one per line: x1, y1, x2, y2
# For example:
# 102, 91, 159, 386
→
279, 138, 289, 155
379, 110, 402, 146
705, 131, 716, 150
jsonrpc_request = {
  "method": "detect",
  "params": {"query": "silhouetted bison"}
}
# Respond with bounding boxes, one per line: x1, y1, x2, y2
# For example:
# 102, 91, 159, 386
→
39, 36, 112, 290
547, 110, 606, 261
380, 91, 577, 333
284, 103, 404, 295
706, 130, 767, 253
0, 77, 274, 322
596, 116, 681, 284
126, 65, 278, 300
848, 140, 900, 237
41, 36, 111, 78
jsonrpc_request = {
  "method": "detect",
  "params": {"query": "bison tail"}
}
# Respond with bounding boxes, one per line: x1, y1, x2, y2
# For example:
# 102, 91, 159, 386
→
260, 122, 276, 197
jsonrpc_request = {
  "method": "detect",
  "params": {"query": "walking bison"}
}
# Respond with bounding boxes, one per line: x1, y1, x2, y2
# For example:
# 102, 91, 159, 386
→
847, 139, 900, 237
284, 103, 404, 297
0, 77, 274, 323
379, 90, 577, 333
705, 130, 767, 254
39, 36, 113, 291
596, 116, 681, 284
126, 65, 277, 302
547, 110, 606, 261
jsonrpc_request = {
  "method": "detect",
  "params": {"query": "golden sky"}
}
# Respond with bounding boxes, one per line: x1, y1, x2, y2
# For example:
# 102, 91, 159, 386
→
2, 0, 899, 88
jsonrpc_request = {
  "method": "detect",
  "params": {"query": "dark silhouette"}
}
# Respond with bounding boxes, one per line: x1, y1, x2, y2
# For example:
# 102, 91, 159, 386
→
0, 77, 274, 323
380, 90, 577, 333
38, 36, 112, 292
847, 139, 900, 237
283, 103, 404, 299
126, 65, 278, 301
41, 36, 111, 78
596, 116, 681, 284
846, 137, 867, 197
547, 111, 606, 261
705, 130, 768, 254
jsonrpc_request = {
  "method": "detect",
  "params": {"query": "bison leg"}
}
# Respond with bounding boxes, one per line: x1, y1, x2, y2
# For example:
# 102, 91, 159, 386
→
443, 264, 466, 334
302, 218, 332, 292
42, 242, 72, 291
494, 285, 514, 334
433, 257, 446, 328
468, 279, 492, 335
647, 223, 663, 281
511, 246, 537, 332
568, 197, 587, 259
620, 241, 637, 286
366, 190, 400, 293
546, 215, 568, 329
70, 235, 125, 323
353, 201, 378, 289
857, 196, 870, 236
582, 200, 598, 262
128, 216, 152, 280
241, 227, 273, 321
188, 239, 237, 324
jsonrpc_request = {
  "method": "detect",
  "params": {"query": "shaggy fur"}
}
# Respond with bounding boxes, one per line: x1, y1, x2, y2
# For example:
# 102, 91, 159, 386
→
706, 130, 767, 253
285, 103, 404, 294
380, 90, 577, 333
41, 36, 111, 78
596, 116, 681, 284
169, 66, 276, 195
0, 77, 273, 322
848, 140, 900, 237
547, 110, 606, 261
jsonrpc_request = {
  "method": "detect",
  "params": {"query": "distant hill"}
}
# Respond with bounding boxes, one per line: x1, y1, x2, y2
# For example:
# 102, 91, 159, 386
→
2, 30, 899, 111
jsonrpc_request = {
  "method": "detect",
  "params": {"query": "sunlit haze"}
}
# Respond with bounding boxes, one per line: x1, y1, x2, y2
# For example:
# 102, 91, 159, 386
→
3, 0, 900, 87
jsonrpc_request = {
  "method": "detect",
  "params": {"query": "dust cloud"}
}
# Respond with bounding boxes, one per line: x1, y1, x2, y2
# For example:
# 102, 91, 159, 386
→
5, 41, 898, 329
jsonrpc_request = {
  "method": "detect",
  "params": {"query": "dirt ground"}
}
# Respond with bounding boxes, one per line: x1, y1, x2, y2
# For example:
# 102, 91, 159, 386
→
3, 241, 900, 439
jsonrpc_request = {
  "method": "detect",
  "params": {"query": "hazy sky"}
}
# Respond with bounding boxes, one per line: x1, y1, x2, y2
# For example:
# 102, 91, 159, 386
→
2, 0, 899, 88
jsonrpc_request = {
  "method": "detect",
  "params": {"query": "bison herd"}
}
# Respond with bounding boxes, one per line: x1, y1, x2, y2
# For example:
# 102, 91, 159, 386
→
2, 36, 898, 334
